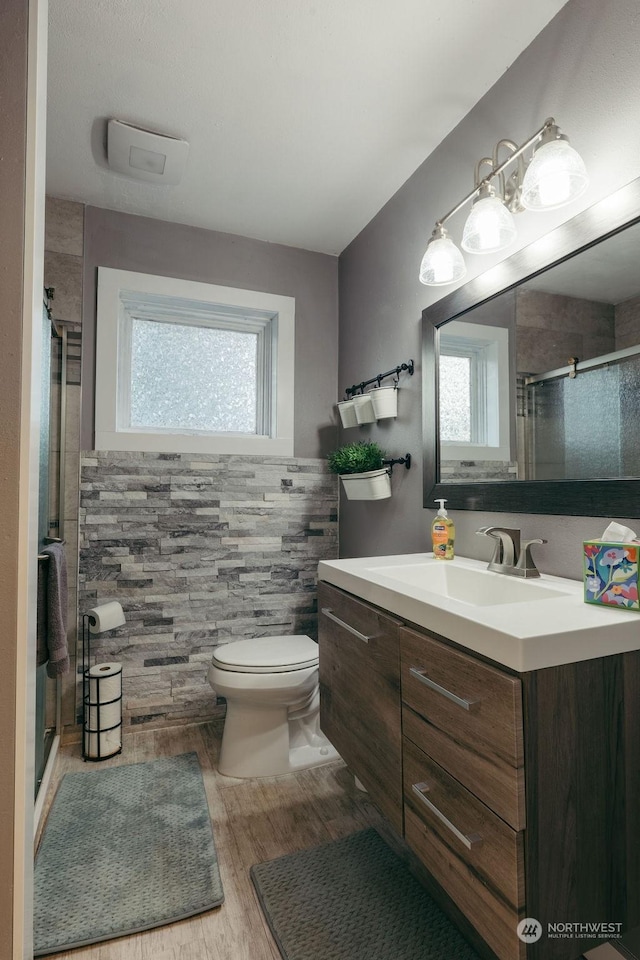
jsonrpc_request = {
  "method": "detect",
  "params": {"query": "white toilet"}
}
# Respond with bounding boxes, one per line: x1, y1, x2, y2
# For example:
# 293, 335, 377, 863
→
207, 635, 339, 779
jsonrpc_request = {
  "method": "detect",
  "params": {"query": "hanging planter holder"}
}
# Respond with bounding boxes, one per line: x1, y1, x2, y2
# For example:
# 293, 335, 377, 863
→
339, 468, 392, 500
369, 385, 398, 419
338, 359, 411, 428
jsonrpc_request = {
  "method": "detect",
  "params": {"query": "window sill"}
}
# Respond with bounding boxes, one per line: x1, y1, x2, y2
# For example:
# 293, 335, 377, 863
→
94, 431, 294, 457
441, 444, 512, 462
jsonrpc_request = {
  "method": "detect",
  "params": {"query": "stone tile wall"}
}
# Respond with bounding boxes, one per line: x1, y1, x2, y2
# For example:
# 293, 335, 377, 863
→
79, 452, 338, 731
439, 460, 518, 482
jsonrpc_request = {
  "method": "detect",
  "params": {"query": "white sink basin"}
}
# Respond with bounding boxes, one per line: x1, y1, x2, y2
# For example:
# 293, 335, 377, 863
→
317, 553, 640, 672
370, 562, 571, 606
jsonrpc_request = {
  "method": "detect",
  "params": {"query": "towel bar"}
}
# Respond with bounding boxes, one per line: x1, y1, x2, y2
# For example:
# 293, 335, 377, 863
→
38, 537, 66, 560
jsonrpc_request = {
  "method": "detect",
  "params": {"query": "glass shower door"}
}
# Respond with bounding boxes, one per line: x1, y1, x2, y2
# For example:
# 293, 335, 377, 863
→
35, 300, 59, 799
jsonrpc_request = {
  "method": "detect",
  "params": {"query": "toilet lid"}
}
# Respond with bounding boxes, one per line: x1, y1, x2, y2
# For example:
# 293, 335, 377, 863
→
211, 635, 319, 673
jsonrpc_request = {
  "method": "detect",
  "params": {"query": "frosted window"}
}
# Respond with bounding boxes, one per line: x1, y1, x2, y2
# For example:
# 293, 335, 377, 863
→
439, 355, 471, 442
130, 319, 258, 433
95, 268, 295, 455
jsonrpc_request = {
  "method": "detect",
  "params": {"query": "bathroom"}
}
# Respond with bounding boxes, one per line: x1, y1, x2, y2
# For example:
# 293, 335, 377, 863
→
3, 0, 640, 957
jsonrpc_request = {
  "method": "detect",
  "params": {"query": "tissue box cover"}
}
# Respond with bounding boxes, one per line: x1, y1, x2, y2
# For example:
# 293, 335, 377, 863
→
583, 541, 639, 610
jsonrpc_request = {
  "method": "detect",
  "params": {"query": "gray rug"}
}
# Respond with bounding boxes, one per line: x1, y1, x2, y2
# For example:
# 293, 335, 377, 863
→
251, 828, 480, 960
34, 752, 224, 956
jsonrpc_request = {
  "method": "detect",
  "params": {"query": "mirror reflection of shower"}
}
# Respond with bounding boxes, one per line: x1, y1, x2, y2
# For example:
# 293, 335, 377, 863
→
522, 348, 640, 481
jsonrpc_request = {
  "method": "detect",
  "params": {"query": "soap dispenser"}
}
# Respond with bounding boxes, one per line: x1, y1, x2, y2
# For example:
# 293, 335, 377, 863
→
432, 499, 455, 560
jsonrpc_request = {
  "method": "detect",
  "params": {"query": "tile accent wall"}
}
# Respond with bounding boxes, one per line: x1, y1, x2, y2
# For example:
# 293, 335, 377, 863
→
440, 460, 517, 481
79, 452, 338, 731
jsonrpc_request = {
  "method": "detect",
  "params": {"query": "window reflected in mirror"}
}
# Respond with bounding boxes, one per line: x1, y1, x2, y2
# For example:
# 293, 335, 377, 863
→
439, 320, 513, 482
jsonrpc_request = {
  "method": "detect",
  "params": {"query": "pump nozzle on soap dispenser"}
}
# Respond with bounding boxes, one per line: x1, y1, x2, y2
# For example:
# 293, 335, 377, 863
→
432, 499, 455, 560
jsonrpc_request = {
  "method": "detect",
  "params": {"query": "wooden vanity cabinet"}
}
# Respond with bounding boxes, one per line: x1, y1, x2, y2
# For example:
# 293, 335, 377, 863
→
317, 582, 403, 833
401, 625, 525, 829
401, 623, 526, 960
403, 737, 526, 960
318, 581, 640, 960
519, 654, 640, 960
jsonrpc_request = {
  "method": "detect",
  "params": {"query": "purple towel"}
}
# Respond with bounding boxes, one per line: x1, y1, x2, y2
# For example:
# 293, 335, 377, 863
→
36, 543, 69, 677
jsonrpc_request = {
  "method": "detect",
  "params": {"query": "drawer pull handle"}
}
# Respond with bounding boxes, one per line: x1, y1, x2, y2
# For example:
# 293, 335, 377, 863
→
321, 608, 372, 644
412, 782, 483, 850
409, 667, 479, 712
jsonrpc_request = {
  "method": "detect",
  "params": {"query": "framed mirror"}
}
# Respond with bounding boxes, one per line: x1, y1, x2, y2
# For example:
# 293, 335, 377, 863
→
423, 175, 640, 516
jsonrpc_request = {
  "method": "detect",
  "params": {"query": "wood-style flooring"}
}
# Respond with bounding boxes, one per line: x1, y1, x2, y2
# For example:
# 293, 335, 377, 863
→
36, 722, 382, 960
35, 723, 622, 960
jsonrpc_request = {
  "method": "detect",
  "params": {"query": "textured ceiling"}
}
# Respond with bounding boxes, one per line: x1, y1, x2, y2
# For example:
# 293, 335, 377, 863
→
46, 0, 569, 255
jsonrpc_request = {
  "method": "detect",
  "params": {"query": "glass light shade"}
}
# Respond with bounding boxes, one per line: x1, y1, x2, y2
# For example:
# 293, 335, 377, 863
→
419, 235, 466, 286
521, 139, 589, 210
461, 195, 517, 254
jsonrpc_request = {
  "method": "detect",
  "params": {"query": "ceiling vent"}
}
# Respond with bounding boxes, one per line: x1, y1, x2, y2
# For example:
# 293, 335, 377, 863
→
106, 119, 189, 185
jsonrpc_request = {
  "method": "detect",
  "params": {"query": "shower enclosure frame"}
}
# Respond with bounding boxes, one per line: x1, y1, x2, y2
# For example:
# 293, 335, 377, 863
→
34, 291, 72, 828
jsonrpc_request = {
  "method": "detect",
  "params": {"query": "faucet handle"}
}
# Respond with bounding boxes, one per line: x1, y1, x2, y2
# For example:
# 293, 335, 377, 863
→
516, 538, 547, 577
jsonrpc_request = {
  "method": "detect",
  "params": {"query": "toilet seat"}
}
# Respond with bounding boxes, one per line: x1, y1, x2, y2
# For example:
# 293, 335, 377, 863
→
211, 635, 319, 674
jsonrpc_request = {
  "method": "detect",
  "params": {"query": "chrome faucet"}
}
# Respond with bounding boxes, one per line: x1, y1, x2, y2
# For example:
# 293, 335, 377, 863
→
476, 526, 547, 578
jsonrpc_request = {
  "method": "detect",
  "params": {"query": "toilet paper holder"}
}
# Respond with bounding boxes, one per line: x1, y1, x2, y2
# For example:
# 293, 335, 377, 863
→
82, 604, 125, 762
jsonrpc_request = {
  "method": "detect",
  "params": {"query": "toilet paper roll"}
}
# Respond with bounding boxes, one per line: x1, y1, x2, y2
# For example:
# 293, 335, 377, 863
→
87, 700, 121, 731
83, 726, 121, 760
87, 601, 126, 634
84, 662, 122, 760
87, 662, 122, 705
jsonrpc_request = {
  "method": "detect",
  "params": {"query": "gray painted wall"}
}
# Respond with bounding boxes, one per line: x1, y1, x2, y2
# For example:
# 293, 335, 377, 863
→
81, 206, 339, 458
338, 0, 640, 579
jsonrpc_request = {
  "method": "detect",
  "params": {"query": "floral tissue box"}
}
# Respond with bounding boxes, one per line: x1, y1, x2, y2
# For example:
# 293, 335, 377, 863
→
583, 540, 639, 610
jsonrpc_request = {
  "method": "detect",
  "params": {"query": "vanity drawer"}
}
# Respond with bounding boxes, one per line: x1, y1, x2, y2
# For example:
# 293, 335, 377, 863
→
318, 582, 403, 833
404, 737, 525, 960
401, 626, 525, 829
318, 582, 403, 649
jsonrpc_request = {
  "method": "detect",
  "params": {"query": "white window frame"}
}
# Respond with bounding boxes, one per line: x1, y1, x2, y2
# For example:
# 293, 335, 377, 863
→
439, 320, 511, 462
95, 268, 295, 455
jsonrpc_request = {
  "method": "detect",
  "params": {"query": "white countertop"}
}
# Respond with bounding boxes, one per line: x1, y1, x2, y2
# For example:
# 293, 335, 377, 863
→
317, 553, 640, 672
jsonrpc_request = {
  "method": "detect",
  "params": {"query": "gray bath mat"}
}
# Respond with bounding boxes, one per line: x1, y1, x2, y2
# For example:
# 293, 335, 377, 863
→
250, 828, 480, 960
34, 752, 224, 955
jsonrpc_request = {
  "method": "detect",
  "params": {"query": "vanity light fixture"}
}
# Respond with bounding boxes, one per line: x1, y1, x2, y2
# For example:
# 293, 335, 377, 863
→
419, 117, 589, 286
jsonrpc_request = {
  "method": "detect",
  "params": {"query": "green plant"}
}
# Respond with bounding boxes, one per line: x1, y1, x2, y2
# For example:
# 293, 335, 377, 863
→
327, 440, 387, 475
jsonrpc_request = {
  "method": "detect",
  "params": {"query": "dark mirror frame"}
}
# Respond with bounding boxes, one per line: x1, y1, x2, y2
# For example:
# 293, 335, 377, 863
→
422, 176, 640, 517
